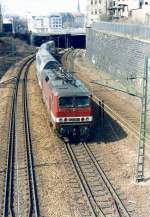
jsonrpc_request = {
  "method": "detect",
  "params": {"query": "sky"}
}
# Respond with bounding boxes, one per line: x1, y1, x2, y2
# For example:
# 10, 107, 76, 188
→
1, 0, 87, 16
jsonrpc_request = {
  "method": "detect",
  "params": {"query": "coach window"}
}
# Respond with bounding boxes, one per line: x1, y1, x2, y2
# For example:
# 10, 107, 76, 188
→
44, 62, 51, 69
44, 61, 56, 70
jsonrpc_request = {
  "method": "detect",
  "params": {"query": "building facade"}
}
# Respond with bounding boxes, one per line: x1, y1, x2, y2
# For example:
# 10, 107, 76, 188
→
86, 0, 108, 26
131, 0, 150, 24
27, 12, 85, 34
27, 13, 63, 34
63, 12, 85, 28
70, 13, 85, 28
49, 14, 63, 29
108, 0, 139, 18
108, 0, 150, 24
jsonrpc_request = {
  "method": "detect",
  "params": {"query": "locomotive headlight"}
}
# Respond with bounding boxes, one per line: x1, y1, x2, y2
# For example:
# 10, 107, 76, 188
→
59, 118, 63, 122
81, 117, 85, 121
85, 116, 93, 121
64, 118, 68, 122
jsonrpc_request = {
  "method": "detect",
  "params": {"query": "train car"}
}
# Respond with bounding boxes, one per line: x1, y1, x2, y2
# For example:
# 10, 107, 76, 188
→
36, 42, 58, 88
40, 40, 56, 55
36, 44, 93, 140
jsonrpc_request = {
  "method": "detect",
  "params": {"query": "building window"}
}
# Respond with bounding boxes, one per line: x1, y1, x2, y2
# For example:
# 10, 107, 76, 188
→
95, 0, 97, 4
99, 0, 101, 3
145, 1, 148, 4
99, 9, 101, 14
91, 10, 93, 14
91, 0, 93, 4
50, 16, 62, 28
95, 9, 97, 14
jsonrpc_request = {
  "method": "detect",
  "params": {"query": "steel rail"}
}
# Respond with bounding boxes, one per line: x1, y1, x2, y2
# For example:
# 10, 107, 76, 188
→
64, 50, 133, 217
65, 141, 108, 217
3, 58, 29, 217
23, 59, 40, 217
83, 143, 131, 217
3, 87, 16, 217
3, 56, 38, 217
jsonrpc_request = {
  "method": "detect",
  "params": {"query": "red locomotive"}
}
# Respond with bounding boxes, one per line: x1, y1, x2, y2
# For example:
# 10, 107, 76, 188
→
36, 42, 93, 140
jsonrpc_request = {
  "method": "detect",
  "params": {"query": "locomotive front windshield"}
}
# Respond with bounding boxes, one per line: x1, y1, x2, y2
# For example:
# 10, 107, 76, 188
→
75, 96, 89, 107
59, 97, 74, 107
59, 96, 89, 108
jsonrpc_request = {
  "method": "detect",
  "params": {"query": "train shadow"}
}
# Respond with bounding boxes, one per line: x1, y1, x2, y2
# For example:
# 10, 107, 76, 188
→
91, 101, 128, 143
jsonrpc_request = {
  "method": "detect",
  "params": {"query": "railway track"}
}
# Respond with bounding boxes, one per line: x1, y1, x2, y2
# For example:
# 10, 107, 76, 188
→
2, 56, 40, 217
65, 141, 132, 217
61, 49, 139, 216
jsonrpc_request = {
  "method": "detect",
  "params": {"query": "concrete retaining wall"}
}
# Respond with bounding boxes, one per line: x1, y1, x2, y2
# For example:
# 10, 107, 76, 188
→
86, 27, 150, 96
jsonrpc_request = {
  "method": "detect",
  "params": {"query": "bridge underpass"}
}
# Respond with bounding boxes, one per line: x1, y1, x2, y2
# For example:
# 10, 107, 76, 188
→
30, 33, 86, 48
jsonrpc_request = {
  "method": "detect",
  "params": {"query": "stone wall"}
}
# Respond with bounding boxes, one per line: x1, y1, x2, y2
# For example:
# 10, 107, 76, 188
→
86, 26, 150, 96
86, 24, 150, 133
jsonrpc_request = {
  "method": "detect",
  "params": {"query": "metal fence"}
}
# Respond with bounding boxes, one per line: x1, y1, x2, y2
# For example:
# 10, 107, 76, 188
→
92, 22, 150, 41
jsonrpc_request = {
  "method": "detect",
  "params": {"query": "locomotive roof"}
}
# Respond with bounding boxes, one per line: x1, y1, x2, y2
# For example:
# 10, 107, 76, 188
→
51, 81, 90, 97
45, 69, 90, 97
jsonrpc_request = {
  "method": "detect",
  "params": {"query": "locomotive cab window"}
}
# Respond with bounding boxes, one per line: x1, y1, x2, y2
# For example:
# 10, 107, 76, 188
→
59, 96, 89, 108
75, 96, 89, 107
59, 97, 74, 107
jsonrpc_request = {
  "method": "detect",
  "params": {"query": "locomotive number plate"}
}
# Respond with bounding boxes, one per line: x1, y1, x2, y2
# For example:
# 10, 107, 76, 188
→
69, 118, 80, 121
